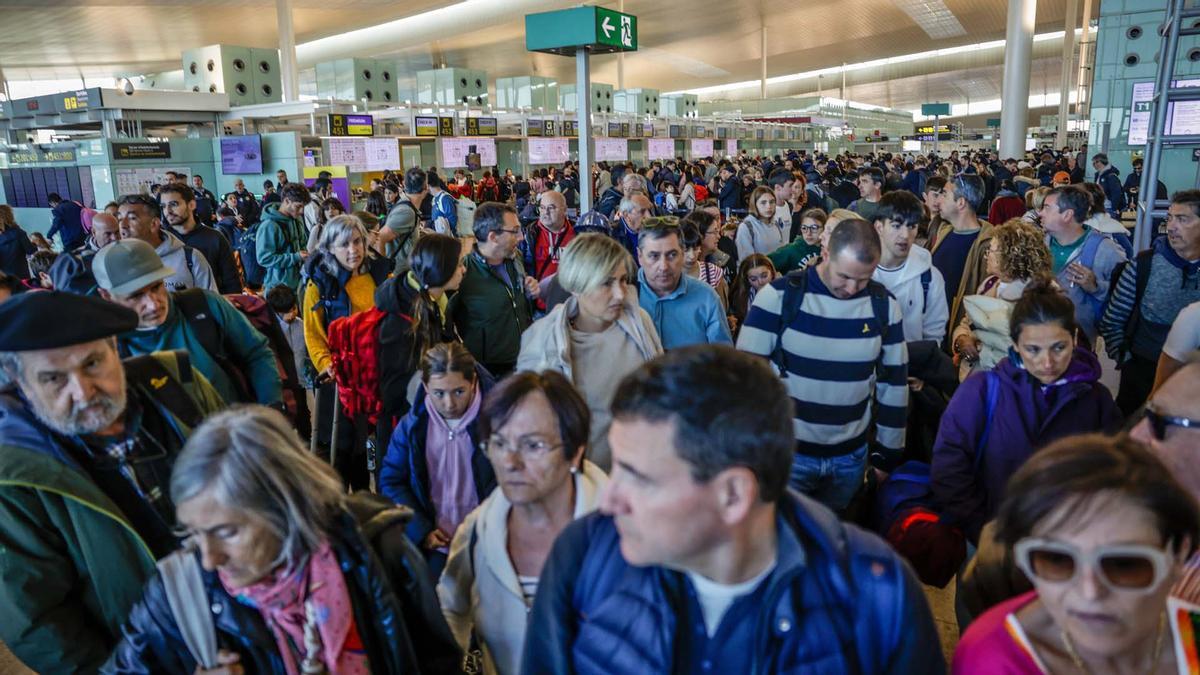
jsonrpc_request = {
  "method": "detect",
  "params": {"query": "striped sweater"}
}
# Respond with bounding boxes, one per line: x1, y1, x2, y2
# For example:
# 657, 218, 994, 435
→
736, 267, 909, 462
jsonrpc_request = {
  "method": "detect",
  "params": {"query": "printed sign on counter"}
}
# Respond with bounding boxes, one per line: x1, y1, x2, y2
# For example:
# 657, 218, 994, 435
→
689, 138, 714, 158
647, 138, 675, 161
529, 138, 570, 165
440, 138, 497, 168
594, 138, 629, 162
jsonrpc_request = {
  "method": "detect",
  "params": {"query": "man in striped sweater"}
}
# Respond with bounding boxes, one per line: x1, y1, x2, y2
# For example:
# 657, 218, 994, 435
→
1100, 189, 1200, 415
737, 218, 908, 511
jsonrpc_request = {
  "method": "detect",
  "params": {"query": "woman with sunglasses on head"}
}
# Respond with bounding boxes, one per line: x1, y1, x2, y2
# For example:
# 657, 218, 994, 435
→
952, 434, 1199, 674
932, 280, 1122, 546
438, 371, 607, 675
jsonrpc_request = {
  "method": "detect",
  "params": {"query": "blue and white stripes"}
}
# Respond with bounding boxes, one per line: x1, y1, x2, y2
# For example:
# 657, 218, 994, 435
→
737, 271, 909, 460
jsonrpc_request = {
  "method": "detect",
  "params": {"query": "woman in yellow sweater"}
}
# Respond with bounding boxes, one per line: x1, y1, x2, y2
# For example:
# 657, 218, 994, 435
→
303, 214, 391, 489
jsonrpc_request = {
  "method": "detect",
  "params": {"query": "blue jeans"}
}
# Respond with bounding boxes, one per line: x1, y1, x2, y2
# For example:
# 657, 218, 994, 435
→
789, 446, 867, 512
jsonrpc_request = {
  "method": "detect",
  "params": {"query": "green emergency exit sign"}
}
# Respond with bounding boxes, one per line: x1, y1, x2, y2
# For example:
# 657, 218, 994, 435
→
526, 6, 638, 55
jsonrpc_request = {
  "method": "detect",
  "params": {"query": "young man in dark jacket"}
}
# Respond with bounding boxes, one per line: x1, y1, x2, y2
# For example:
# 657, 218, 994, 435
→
160, 183, 242, 294
522, 346, 944, 675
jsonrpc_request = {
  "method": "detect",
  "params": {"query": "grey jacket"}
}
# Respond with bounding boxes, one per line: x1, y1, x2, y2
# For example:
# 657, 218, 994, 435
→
1049, 229, 1125, 345
155, 231, 216, 293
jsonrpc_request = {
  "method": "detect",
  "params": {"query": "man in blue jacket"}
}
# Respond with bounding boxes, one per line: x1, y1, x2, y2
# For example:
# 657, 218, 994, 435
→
47, 192, 87, 251
521, 345, 944, 674
1091, 152, 1126, 217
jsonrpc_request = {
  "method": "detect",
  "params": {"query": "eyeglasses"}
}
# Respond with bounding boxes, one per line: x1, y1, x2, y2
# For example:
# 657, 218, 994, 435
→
481, 435, 562, 461
497, 228, 522, 236
1013, 538, 1173, 593
799, 224, 822, 232
1141, 406, 1200, 441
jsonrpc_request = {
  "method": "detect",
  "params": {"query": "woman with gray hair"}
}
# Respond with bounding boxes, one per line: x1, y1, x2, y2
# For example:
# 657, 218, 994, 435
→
515, 233, 662, 470
302, 214, 391, 490
103, 405, 461, 674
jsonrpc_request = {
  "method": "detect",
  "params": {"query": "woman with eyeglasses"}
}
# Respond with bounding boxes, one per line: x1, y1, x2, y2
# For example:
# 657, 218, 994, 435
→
438, 370, 606, 675
680, 219, 730, 310
933, 280, 1122, 546
380, 342, 496, 579
104, 405, 462, 674
516, 234, 662, 471
952, 434, 1199, 674
952, 219, 1053, 379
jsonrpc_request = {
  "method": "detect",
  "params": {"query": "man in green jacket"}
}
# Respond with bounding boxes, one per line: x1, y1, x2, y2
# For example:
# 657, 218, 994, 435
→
256, 181, 310, 292
0, 292, 225, 673
449, 201, 537, 377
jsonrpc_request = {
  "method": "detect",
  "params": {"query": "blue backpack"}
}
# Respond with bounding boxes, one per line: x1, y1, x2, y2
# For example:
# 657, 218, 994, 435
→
874, 371, 999, 533
234, 223, 265, 289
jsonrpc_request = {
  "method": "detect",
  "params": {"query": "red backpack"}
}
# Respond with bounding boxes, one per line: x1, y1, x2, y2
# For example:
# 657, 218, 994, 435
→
327, 307, 398, 425
693, 184, 709, 202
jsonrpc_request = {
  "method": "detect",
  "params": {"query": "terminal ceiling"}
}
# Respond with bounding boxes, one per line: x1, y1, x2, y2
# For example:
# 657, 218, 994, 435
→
1, 0, 1077, 113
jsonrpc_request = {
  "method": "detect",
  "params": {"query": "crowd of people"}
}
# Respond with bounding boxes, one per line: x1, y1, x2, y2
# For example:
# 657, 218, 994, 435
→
0, 143, 1198, 674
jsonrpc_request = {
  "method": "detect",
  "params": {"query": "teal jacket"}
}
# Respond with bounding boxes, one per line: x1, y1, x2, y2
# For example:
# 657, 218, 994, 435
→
255, 203, 306, 292
448, 248, 534, 368
0, 352, 225, 674
119, 290, 282, 405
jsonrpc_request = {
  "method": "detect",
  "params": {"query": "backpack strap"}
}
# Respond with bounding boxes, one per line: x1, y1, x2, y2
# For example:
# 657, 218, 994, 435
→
183, 245, 197, 283
1078, 230, 1104, 270
388, 201, 422, 261
1122, 248, 1155, 359
173, 289, 223, 361
771, 270, 808, 376
973, 371, 1000, 473
919, 268, 932, 314
122, 350, 205, 429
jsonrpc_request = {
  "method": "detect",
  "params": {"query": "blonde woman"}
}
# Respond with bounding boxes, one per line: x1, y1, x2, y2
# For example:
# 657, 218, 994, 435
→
516, 233, 662, 470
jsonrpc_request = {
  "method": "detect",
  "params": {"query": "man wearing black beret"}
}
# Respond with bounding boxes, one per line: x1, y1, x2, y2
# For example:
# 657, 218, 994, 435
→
0, 291, 226, 672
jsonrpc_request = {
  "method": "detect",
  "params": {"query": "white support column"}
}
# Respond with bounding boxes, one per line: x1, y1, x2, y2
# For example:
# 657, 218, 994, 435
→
1000, 0, 1037, 160
616, 0, 625, 89
760, 24, 768, 100
1056, 0, 1079, 149
576, 48, 593, 214
1075, 0, 1095, 118
276, 0, 300, 102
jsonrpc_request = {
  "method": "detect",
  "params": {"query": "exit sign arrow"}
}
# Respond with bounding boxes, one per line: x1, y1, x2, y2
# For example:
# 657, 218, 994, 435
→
601, 16, 614, 38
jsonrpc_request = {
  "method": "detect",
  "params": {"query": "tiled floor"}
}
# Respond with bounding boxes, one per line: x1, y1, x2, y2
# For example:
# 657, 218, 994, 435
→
924, 579, 961, 665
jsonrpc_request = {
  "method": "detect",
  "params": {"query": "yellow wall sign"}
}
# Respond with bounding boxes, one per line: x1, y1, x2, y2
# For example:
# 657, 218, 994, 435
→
328, 113, 375, 137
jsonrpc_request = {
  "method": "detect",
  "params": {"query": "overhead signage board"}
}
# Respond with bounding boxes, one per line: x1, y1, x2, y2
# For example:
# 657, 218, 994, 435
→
1130, 79, 1200, 146
608, 122, 622, 137
986, 118, 1002, 128
525, 6, 638, 56
669, 124, 684, 139
562, 120, 578, 136
439, 117, 456, 136
328, 113, 374, 137
620, 122, 630, 138
921, 102, 951, 116
693, 125, 707, 138
57, 88, 102, 114
527, 120, 544, 137
466, 117, 499, 136
414, 116, 439, 137
542, 120, 556, 137
641, 123, 654, 138
689, 139, 714, 158
916, 125, 952, 134
111, 141, 171, 160
7, 145, 77, 164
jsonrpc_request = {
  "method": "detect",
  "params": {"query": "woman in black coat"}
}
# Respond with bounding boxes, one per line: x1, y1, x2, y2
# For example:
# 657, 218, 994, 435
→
103, 406, 461, 674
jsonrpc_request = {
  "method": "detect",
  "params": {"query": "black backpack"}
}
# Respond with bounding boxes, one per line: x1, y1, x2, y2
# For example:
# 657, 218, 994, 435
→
1104, 248, 1155, 362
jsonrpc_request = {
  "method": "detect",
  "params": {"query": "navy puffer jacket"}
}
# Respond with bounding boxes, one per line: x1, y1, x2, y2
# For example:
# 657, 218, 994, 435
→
521, 490, 946, 675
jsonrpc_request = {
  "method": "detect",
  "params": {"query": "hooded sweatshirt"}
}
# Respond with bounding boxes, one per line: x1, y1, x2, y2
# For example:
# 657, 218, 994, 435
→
734, 215, 785, 261
1047, 228, 1126, 345
255, 202, 307, 292
155, 230, 216, 293
0, 226, 36, 279
871, 245, 949, 342
932, 347, 1121, 542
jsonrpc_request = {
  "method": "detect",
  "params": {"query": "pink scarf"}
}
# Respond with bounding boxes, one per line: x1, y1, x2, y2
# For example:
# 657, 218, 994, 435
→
220, 542, 369, 675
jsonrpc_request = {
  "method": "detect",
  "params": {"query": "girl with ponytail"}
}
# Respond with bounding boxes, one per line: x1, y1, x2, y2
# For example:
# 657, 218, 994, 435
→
375, 233, 466, 431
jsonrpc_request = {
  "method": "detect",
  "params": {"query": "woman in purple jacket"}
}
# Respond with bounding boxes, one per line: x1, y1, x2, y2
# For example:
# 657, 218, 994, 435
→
932, 280, 1122, 544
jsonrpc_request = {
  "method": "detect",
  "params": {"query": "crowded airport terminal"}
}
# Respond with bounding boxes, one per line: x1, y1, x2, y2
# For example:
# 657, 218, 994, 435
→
2, 0, 1200, 672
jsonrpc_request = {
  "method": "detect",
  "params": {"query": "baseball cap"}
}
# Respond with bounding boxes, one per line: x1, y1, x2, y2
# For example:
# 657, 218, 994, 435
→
1053, 171, 1072, 184
92, 239, 174, 296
